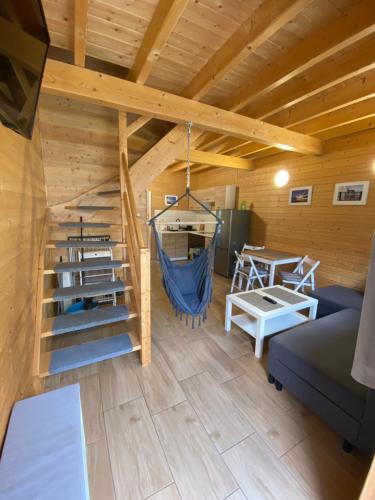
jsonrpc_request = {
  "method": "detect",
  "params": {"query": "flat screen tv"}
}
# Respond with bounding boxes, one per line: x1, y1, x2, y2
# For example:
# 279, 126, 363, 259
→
0, 0, 50, 139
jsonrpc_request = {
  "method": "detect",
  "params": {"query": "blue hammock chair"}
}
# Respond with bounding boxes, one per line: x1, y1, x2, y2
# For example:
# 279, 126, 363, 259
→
149, 122, 222, 327
150, 217, 220, 326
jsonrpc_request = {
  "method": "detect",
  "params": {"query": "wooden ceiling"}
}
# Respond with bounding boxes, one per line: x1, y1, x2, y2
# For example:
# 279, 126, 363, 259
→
41, 0, 375, 177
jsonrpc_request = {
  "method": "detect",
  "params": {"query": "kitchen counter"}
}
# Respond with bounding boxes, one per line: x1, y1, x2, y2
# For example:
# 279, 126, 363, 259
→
158, 230, 214, 238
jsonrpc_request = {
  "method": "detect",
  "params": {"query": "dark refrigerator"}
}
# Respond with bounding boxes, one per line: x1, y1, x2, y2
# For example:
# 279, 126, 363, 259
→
214, 209, 251, 277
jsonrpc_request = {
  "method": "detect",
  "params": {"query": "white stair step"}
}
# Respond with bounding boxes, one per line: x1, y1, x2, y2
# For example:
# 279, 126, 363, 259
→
44, 259, 129, 274
58, 222, 115, 228
41, 305, 138, 337
65, 205, 118, 211
43, 281, 132, 303
46, 240, 126, 249
39, 332, 140, 377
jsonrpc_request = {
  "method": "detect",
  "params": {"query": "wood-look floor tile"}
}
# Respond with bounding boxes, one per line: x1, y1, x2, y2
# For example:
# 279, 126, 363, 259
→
136, 353, 186, 414
222, 374, 307, 457
154, 401, 238, 500
87, 439, 115, 500
105, 398, 172, 500
236, 354, 300, 412
99, 354, 142, 411
44, 363, 99, 390
223, 434, 311, 500
281, 435, 368, 500
158, 337, 203, 381
146, 484, 181, 500
193, 339, 244, 384
79, 375, 105, 444
181, 371, 253, 453
203, 323, 253, 359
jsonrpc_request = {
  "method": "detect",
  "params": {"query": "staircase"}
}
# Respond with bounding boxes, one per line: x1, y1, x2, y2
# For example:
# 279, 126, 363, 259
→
33, 156, 151, 379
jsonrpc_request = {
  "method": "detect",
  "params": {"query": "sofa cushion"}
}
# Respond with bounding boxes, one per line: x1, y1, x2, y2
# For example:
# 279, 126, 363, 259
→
269, 308, 367, 420
310, 285, 363, 317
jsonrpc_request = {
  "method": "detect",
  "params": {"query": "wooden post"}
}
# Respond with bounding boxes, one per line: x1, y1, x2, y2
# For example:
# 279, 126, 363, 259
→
32, 212, 48, 392
139, 248, 151, 365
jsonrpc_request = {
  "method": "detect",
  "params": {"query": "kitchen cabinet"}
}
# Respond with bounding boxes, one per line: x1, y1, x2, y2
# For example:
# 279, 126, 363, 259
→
159, 232, 188, 260
188, 187, 215, 210
189, 185, 236, 210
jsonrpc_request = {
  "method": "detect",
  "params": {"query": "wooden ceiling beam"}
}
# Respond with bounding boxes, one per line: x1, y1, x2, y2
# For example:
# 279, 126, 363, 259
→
244, 115, 375, 162
194, 0, 375, 153
127, 0, 189, 85
173, 150, 253, 171
127, 0, 309, 137
222, 69, 375, 157
180, 0, 312, 100
232, 96, 375, 159
222, 0, 375, 113
127, 0, 314, 193
198, 36, 375, 161
42, 59, 322, 156
74, 0, 89, 67
243, 35, 375, 121
125, 116, 152, 138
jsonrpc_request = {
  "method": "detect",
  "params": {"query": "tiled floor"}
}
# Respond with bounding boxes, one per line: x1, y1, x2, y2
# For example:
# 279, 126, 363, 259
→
45, 266, 370, 499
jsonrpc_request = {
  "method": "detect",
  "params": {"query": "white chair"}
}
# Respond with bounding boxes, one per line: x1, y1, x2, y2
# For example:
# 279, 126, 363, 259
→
231, 251, 270, 293
242, 244, 269, 272
242, 244, 265, 252
280, 255, 320, 292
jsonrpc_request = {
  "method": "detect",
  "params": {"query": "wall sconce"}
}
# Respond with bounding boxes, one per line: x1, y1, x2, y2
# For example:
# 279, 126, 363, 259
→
274, 169, 290, 187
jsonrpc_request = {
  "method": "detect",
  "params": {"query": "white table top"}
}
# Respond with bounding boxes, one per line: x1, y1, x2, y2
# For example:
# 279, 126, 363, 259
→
226, 285, 317, 319
243, 248, 301, 264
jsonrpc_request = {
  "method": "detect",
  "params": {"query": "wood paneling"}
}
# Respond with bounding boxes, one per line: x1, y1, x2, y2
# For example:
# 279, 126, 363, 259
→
0, 120, 46, 443
193, 128, 375, 289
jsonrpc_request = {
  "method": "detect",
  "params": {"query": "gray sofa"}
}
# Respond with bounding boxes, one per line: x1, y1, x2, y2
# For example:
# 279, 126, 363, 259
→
268, 285, 375, 455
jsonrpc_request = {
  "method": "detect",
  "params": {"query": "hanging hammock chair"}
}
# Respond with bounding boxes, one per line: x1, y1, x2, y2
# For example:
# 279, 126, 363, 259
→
149, 122, 222, 327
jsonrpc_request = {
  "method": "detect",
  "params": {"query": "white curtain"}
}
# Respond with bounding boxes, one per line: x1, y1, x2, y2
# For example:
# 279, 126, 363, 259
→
352, 233, 375, 389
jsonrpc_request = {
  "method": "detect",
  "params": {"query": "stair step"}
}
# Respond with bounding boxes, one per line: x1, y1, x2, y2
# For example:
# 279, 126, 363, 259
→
46, 240, 126, 249
65, 205, 117, 211
58, 222, 114, 228
39, 332, 140, 376
41, 305, 137, 337
44, 259, 129, 274
43, 281, 132, 303
97, 190, 120, 197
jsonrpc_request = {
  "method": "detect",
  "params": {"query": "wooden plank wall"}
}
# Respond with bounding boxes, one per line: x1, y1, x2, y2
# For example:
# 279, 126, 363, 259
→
0, 119, 47, 443
38, 95, 188, 252
193, 128, 375, 290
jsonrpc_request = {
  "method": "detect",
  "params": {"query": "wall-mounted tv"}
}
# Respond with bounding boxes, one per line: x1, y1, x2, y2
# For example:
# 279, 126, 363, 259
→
0, 0, 50, 139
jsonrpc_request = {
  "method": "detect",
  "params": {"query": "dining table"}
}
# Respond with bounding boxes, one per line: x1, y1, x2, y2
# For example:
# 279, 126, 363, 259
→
242, 248, 302, 286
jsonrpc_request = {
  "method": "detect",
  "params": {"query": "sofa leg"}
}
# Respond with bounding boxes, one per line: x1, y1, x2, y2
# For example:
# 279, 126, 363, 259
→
268, 374, 275, 384
342, 439, 354, 453
275, 380, 283, 391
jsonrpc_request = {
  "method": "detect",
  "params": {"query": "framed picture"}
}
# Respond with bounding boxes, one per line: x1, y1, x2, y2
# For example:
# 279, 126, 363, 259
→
288, 186, 312, 205
333, 181, 369, 205
165, 194, 178, 206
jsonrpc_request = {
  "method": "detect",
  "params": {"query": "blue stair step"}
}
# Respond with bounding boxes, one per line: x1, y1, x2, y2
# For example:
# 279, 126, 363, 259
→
47, 240, 124, 248
97, 190, 120, 197
42, 305, 137, 337
65, 205, 116, 211
44, 281, 130, 303
58, 222, 113, 228
40, 333, 138, 376
44, 259, 128, 274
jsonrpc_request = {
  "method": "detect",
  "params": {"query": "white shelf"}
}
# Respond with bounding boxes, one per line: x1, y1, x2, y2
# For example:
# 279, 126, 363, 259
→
231, 312, 308, 339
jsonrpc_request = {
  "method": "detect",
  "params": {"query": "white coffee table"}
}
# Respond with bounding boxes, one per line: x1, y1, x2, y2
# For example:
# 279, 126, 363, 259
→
225, 285, 318, 358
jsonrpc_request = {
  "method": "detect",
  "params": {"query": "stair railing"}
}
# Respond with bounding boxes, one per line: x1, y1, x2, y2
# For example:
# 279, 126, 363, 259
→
121, 153, 151, 365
